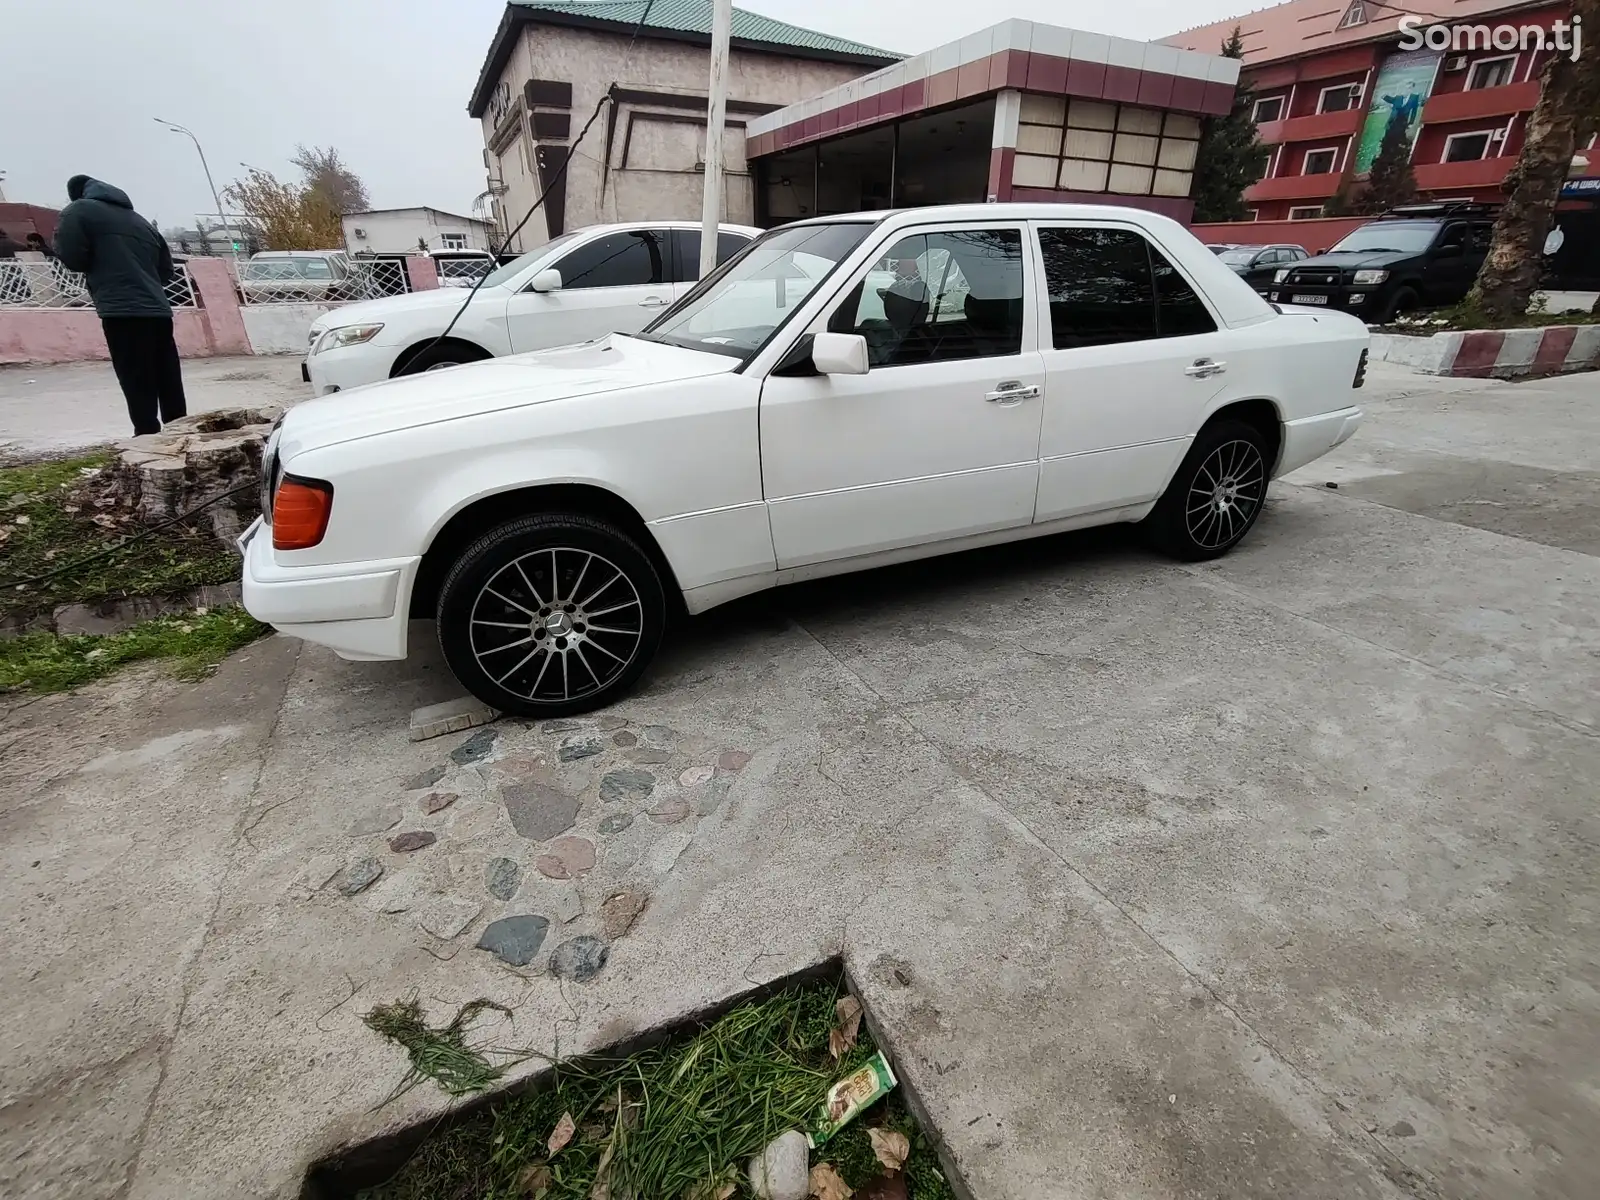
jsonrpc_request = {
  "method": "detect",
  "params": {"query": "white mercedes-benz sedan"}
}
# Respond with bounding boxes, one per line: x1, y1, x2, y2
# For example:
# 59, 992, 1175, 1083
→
243, 203, 1367, 716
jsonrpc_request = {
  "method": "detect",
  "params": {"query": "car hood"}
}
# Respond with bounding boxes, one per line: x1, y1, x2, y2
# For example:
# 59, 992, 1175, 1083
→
307, 284, 505, 332
277, 334, 740, 456
1291, 250, 1416, 272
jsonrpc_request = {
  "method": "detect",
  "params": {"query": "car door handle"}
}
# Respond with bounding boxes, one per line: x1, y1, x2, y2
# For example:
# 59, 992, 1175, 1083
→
639, 296, 669, 308
985, 381, 1041, 404
1185, 359, 1227, 378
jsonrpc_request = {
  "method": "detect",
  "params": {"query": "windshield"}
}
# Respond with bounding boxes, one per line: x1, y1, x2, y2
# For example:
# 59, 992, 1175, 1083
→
1216, 249, 1259, 265
1329, 223, 1437, 254
640, 223, 873, 360
482, 232, 581, 288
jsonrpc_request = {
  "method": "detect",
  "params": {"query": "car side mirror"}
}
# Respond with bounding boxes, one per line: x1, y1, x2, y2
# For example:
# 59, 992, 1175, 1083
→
811, 331, 869, 375
529, 267, 563, 293
1433, 244, 1463, 259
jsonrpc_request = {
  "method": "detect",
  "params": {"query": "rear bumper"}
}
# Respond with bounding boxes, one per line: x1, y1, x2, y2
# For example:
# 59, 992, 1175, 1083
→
1278, 405, 1363, 476
238, 517, 419, 660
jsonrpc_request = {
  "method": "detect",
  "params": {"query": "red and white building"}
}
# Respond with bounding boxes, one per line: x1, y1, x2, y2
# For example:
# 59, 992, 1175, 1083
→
1164, 0, 1594, 222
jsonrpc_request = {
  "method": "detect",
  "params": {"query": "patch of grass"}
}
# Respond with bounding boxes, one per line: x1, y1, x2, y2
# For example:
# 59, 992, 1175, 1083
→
363, 998, 520, 1101
0, 451, 240, 621
1383, 302, 1600, 334
357, 983, 954, 1200
0, 606, 267, 693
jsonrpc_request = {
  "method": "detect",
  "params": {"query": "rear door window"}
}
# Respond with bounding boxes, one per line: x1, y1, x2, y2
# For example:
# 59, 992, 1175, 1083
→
671, 230, 753, 282
1036, 227, 1217, 348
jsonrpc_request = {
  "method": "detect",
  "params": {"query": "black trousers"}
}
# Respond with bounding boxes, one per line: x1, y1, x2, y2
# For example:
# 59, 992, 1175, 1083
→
101, 316, 188, 436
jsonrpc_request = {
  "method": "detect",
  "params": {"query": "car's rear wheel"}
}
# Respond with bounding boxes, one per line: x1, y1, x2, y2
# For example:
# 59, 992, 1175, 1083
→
1141, 419, 1271, 561
399, 341, 491, 375
436, 513, 666, 717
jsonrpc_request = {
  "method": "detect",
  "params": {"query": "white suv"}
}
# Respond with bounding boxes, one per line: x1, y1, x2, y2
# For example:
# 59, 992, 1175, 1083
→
304, 221, 760, 394
246, 204, 1367, 716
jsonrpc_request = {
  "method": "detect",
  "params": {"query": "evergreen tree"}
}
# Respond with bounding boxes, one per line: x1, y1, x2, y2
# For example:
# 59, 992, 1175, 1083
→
1191, 27, 1271, 223
1322, 174, 1361, 217
1358, 118, 1419, 214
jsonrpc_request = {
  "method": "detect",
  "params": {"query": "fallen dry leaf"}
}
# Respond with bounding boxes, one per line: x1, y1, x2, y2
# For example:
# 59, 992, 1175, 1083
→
809, 1162, 853, 1200
519, 1161, 553, 1195
547, 1111, 576, 1157
830, 994, 864, 1059
867, 1127, 910, 1172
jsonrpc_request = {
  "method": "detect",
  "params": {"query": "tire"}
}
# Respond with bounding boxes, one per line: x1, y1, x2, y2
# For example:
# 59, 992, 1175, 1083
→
436, 513, 667, 718
1141, 418, 1272, 562
1378, 286, 1419, 323
398, 341, 490, 375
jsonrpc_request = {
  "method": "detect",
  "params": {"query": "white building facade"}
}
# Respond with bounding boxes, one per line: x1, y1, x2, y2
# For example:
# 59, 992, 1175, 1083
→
341, 207, 497, 255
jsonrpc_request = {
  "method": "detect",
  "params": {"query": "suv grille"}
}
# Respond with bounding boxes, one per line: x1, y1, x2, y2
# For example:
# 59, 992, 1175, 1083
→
1288, 268, 1342, 286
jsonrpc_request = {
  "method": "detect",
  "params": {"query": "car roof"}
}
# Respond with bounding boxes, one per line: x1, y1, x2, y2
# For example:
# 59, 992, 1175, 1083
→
568, 220, 763, 237
251, 249, 345, 257
782, 202, 1204, 237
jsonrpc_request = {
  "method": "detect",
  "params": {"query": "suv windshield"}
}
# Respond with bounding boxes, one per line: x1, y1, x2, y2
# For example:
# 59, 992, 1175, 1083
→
640, 223, 874, 360
1328, 223, 1438, 254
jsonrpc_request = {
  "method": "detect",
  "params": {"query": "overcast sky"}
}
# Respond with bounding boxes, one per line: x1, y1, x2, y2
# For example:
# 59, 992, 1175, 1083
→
1, 0, 1248, 228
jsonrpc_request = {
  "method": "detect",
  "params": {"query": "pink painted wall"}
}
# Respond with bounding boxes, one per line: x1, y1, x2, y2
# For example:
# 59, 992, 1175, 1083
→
2, 252, 442, 364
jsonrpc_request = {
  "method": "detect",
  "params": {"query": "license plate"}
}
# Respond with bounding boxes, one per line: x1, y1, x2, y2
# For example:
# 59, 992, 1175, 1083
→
1291, 294, 1329, 305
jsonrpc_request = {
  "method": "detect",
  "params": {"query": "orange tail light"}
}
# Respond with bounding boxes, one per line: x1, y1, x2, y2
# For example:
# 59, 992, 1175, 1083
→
272, 477, 334, 550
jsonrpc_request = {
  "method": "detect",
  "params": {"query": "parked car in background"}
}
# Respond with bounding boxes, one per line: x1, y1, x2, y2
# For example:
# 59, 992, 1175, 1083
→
302, 221, 760, 394
429, 248, 499, 288
239, 250, 353, 303
244, 203, 1368, 716
1268, 203, 1497, 322
1214, 244, 1308, 293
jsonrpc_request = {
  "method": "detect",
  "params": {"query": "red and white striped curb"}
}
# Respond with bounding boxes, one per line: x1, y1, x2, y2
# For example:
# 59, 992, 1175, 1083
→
1371, 324, 1600, 378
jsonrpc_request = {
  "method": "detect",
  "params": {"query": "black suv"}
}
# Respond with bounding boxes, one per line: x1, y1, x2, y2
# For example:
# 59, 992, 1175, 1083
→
1268, 203, 1496, 323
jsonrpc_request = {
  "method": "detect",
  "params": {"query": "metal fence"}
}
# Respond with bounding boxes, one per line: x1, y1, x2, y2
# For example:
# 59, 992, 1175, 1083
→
435, 256, 496, 288
0, 259, 197, 308
232, 255, 410, 305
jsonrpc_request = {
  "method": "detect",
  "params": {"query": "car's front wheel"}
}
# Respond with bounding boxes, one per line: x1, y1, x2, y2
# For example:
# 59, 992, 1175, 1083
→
1142, 419, 1272, 561
436, 514, 667, 717
398, 341, 491, 375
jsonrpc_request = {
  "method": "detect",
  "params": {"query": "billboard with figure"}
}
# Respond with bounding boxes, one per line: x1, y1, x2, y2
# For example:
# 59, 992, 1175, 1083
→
1353, 48, 1444, 174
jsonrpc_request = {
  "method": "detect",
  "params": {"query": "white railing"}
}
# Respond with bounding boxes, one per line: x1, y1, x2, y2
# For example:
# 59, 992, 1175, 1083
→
233, 256, 410, 305
0, 259, 197, 309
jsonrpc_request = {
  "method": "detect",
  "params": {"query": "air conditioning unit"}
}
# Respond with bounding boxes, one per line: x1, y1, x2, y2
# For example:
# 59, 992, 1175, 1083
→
1444, 56, 1468, 72
353, 227, 366, 238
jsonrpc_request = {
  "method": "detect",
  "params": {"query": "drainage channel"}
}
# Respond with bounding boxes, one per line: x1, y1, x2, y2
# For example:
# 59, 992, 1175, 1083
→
300, 959, 967, 1200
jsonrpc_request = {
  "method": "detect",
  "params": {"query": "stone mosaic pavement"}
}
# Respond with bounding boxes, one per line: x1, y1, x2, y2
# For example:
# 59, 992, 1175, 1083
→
312, 716, 755, 980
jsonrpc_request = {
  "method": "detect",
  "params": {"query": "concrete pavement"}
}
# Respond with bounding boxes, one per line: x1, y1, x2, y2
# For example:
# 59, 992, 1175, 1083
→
2, 363, 1596, 1199
0, 356, 304, 462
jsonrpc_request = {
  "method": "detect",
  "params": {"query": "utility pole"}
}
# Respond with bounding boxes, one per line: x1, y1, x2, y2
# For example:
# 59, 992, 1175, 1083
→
155, 118, 240, 258
698, 0, 732, 279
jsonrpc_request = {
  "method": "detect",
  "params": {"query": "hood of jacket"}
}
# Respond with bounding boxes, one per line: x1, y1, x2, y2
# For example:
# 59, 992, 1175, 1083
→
81, 179, 133, 208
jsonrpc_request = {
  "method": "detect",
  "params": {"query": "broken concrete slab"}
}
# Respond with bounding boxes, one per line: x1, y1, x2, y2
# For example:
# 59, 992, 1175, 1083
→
410, 696, 498, 742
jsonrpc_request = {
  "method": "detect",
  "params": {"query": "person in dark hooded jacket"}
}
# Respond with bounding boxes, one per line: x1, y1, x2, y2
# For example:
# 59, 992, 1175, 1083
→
53, 175, 188, 435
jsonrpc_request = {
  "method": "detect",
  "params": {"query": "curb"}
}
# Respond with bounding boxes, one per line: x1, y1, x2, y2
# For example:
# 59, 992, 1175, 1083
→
1370, 324, 1600, 378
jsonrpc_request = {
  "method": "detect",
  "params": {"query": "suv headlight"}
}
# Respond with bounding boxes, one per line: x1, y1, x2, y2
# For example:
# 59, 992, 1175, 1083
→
314, 323, 384, 353
1273, 269, 1290, 283
1353, 269, 1389, 285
